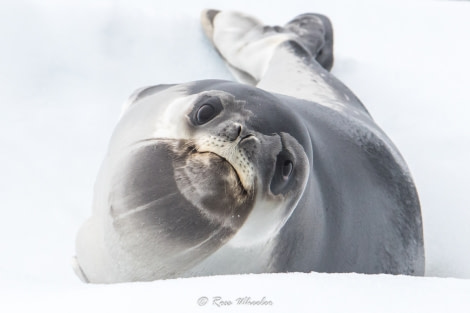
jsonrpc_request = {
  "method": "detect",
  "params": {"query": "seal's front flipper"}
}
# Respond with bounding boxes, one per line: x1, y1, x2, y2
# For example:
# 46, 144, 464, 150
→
201, 10, 334, 86
201, 10, 258, 84
284, 13, 334, 71
201, 10, 295, 83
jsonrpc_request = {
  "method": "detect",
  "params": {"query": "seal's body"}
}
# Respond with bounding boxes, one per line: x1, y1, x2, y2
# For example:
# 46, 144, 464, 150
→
74, 10, 424, 283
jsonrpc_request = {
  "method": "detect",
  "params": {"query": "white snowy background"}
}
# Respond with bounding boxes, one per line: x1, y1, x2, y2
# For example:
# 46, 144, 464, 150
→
1, 0, 469, 312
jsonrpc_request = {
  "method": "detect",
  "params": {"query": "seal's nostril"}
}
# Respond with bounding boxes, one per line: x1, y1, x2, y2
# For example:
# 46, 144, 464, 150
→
240, 134, 254, 142
224, 123, 243, 142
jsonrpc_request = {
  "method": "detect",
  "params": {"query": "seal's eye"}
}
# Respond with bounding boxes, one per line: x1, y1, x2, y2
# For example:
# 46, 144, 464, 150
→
191, 95, 223, 126
282, 160, 293, 179
196, 104, 216, 125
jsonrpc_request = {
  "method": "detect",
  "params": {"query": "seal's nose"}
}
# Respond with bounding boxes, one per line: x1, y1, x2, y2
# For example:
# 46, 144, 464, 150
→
223, 122, 242, 142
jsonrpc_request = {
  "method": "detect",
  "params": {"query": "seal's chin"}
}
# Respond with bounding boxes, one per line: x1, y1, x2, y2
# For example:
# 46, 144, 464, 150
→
173, 146, 253, 224
202, 151, 248, 194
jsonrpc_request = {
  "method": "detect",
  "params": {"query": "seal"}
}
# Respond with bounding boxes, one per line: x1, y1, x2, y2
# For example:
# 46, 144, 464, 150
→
74, 10, 425, 283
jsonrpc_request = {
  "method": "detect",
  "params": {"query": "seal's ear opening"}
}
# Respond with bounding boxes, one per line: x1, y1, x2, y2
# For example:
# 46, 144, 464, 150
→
120, 84, 177, 116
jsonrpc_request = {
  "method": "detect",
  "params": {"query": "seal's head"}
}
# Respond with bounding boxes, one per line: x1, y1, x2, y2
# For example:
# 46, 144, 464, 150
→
101, 80, 310, 279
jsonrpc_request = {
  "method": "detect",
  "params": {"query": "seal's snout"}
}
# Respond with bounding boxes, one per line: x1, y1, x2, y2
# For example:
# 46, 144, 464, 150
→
219, 122, 258, 146
220, 122, 242, 141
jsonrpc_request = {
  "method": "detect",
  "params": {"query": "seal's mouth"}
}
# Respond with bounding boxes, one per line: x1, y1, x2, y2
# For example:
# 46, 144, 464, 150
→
199, 151, 248, 194
193, 136, 256, 192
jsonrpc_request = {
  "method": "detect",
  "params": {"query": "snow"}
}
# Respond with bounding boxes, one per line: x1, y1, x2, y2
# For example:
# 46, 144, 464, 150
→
2, 273, 470, 312
1, 0, 469, 312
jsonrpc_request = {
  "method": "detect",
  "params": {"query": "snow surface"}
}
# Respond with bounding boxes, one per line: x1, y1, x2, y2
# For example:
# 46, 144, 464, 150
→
1, 0, 469, 312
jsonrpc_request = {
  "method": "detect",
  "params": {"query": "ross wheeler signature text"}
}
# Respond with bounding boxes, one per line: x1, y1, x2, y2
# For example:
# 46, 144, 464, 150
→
197, 296, 273, 307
